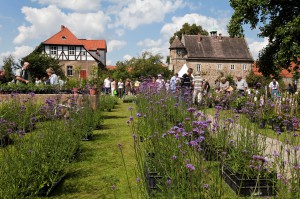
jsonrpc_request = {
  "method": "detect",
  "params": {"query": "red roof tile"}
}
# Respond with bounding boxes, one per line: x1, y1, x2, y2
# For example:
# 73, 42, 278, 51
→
253, 62, 299, 78
106, 65, 117, 70
43, 25, 106, 50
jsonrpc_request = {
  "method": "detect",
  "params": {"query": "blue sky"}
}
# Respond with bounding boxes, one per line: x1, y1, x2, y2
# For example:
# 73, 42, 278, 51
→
0, 0, 267, 67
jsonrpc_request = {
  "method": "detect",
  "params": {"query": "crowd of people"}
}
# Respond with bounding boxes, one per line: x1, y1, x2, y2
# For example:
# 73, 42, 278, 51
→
0, 61, 65, 87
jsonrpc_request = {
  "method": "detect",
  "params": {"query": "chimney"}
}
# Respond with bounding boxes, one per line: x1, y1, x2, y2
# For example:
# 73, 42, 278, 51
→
61, 25, 65, 30
197, 33, 201, 42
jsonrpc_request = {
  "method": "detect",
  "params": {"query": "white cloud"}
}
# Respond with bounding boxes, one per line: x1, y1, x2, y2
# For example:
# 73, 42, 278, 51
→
160, 13, 229, 39
139, 41, 170, 63
107, 40, 126, 52
14, 5, 111, 44
137, 39, 162, 48
115, 29, 125, 37
123, 54, 133, 61
0, 46, 34, 66
247, 37, 268, 60
115, 0, 184, 30
106, 60, 113, 65
32, 0, 102, 12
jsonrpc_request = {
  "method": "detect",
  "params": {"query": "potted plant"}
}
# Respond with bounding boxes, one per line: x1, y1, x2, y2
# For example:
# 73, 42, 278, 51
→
222, 148, 277, 197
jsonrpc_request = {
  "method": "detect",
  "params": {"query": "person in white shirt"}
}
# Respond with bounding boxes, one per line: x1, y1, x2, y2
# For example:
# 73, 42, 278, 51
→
269, 79, 280, 97
118, 79, 124, 98
156, 74, 165, 91
46, 67, 59, 85
111, 78, 116, 96
170, 73, 178, 93
236, 75, 248, 95
104, 76, 111, 94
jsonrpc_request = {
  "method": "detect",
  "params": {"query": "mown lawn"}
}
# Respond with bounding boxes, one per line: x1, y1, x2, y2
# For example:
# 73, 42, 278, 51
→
48, 100, 137, 199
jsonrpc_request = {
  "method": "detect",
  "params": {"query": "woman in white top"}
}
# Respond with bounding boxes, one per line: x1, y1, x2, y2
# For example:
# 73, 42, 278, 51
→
118, 79, 124, 98
111, 78, 116, 96
46, 67, 59, 85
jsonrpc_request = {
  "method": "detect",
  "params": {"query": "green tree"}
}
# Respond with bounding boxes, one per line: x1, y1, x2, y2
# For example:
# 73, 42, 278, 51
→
228, 0, 300, 77
169, 23, 209, 44
130, 52, 172, 79
2, 55, 17, 82
21, 50, 65, 81
111, 52, 172, 81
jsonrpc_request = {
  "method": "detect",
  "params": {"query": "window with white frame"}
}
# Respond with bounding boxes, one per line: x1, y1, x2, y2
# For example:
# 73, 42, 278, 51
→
67, 65, 73, 76
69, 46, 75, 55
196, 64, 201, 72
230, 64, 235, 70
217, 64, 222, 70
50, 46, 57, 55
243, 64, 247, 70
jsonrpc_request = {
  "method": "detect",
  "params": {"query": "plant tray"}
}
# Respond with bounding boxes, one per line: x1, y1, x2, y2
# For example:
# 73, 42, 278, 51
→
145, 171, 162, 193
221, 164, 276, 197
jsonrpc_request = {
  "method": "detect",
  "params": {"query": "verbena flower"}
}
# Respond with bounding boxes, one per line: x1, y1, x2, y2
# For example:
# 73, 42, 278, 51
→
186, 163, 195, 171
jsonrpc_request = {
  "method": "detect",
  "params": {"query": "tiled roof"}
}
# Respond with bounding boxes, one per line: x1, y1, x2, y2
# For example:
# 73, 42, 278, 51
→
170, 36, 185, 49
253, 62, 299, 78
106, 65, 117, 70
80, 40, 106, 51
43, 25, 106, 50
182, 35, 253, 61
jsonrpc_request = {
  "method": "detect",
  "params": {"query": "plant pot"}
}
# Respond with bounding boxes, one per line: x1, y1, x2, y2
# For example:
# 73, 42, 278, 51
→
221, 164, 277, 197
259, 120, 266, 129
286, 123, 294, 132
145, 171, 162, 193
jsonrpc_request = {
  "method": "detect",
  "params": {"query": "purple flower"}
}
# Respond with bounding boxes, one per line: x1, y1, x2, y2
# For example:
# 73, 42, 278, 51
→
186, 163, 195, 171
273, 150, 279, 157
129, 116, 133, 121
172, 155, 177, 160
166, 178, 171, 186
189, 140, 198, 146
203, 184, 209, 189
136, 113, 142, 117
162, 133, 166, 138
128, 106, 133, 111
111, 185, 116, 190
187, 107, 196, 113
136, 177, 140, 183
118, 143, 122, 149
295, 146, 300, 151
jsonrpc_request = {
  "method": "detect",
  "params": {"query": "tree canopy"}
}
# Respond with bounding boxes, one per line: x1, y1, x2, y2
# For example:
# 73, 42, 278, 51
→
112, 52, 172, 81
169, 23, 209, 44
228, 0, 300, 77
22, 50, 65, 81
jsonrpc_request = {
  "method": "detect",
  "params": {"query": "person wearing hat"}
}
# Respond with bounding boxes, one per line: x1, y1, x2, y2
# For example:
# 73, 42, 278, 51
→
236, 75, 248, 95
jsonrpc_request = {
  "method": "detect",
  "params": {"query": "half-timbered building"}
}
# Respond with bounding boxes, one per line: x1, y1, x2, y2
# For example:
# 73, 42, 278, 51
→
40, 25, 107, 79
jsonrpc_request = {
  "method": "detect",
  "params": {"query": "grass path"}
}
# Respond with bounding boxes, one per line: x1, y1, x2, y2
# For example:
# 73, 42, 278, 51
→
49, 101, 137, 199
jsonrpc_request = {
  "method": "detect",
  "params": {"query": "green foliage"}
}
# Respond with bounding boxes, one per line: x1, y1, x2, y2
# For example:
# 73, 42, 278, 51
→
228, 0, 300, 76
22, 50, 65, 81
112, 52, 172, 80
2, 55, 16, 82
169, 23, 209, 44
246, 70, 271, 88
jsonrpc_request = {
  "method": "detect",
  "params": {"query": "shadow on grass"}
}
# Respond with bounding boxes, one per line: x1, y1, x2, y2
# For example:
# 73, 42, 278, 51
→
102, 115, 128, 120
48, 169, 91, 196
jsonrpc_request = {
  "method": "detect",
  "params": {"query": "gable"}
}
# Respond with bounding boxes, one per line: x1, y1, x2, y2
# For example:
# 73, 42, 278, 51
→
42, 25, 106, 50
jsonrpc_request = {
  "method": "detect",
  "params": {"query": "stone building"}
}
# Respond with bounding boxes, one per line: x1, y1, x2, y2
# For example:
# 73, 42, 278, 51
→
40, 25, 107, 79
169, 31, 254, 86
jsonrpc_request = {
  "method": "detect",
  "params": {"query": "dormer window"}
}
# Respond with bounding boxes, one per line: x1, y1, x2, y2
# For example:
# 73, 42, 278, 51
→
62, 36, 67, 40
